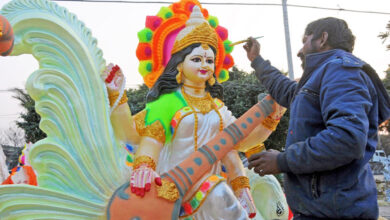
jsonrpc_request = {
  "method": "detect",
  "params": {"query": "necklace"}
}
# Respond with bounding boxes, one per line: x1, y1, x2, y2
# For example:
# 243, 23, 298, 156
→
181, 86, 224, 151
183, 84, 206, 89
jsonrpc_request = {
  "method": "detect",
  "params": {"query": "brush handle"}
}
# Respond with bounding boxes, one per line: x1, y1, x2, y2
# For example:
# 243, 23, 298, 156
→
229, 36, 263, 46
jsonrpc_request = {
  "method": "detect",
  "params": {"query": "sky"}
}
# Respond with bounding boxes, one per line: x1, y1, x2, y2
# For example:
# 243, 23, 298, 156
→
0, 0, 389, 131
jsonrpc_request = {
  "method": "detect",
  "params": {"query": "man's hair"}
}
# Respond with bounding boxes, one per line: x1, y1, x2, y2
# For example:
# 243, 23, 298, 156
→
305, 17, 355, 52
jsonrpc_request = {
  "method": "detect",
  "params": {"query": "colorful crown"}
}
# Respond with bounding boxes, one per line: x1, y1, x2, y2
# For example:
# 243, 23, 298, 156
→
136, 0, 235, 88
171, 6, 218, 54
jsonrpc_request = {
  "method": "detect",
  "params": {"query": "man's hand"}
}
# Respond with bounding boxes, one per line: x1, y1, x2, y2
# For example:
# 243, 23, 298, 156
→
248, 149, 281, 176
243, 37, 261, 62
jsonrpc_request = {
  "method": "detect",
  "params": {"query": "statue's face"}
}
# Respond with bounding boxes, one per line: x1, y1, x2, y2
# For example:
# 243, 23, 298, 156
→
181, 45, 215, 85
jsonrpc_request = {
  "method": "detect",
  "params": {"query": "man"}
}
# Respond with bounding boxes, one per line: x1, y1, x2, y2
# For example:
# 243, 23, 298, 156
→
244, 17, 390, 219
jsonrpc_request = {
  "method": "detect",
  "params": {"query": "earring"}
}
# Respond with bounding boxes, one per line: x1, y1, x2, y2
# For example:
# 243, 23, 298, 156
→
176, 69, 182, 84
208, 76, 215, 86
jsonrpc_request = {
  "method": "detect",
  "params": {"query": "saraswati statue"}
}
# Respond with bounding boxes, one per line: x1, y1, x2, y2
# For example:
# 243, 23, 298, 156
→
0, 0, 289, 219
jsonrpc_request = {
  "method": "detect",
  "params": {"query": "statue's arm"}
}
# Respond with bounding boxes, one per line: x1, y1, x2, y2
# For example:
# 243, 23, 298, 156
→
237, 101, 286, 152
110, 103, 141, 145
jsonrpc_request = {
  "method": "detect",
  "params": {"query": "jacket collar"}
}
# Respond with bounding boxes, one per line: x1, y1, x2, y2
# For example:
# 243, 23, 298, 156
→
304, 49, 344, 74
294, 50, 342, 96
303, 49, 390, 124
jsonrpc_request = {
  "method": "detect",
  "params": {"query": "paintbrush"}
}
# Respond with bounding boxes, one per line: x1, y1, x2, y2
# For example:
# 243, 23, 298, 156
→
229, 36, 263, 47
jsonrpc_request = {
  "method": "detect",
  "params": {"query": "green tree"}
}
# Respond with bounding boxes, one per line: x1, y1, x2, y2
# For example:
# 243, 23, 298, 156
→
222, 67, 289, 151
12, 88, 46, 143
378, 20, 390, 51
126, 84, 149, 115
379, 20, 390, 132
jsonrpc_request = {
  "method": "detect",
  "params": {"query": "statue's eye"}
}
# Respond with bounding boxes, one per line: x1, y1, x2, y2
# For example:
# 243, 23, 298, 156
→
191, 57, 201, 62
206, 59, 214, 64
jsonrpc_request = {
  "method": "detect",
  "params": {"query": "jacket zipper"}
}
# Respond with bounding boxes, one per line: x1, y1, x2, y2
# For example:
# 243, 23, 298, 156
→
302, 88, 319, 97
311, 174, 320, 199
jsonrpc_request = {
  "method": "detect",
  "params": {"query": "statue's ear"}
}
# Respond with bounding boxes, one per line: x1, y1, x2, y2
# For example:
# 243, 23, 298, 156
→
177, 62, 183, 72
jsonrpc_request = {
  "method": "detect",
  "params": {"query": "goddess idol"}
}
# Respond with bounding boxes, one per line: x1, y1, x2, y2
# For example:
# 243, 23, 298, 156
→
105, 1, 287, 219
0, 0, 288, 219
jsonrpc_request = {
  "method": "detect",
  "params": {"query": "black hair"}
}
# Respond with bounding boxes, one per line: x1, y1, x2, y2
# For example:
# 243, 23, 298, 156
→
305, 17, 355, 52
146, 43, 223, 103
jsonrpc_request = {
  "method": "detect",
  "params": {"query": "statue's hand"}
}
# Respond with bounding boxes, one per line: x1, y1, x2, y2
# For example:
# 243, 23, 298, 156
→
235, 187, 257, 218
130, 165, 162, 197
102, 63, 124, 93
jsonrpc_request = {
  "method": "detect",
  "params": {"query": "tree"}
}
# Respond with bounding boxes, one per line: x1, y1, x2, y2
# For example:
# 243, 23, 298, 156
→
378, 20, 390, 51
379, 21, 390, 133
12, 88, 46, 143
0, 124, 26, 147
222, 67, 289, 151
126, 84, 149, 115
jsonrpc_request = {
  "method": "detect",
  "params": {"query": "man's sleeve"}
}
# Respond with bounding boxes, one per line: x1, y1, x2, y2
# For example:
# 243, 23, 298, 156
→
251, 56, 297, 107
277, 63, 372, 174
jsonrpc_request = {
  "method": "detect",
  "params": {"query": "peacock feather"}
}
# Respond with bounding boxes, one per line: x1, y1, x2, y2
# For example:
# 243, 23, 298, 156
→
0, 0, 129, 218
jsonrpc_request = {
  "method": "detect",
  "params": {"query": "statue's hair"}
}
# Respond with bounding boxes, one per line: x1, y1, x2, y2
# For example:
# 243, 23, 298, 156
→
146, 43, 223, 103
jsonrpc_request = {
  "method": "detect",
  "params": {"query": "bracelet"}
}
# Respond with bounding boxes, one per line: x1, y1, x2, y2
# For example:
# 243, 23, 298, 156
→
117, 92, 128, 106
108, 90, 128, 107
261, 116, 280, 131
105, 65, 120, 83
133, 155, 156, 171
244, 143, 265, 159
230, 176, 250, 192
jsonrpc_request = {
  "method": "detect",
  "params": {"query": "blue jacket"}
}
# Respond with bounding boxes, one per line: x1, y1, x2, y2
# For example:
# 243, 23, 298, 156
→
251, 49, 390, 219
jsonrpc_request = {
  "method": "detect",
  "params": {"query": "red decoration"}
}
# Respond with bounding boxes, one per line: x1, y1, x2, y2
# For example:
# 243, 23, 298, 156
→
145, 16, 163, 31
105, 65, 120, 83
223, 54, 234, 69
216, 26, 228, 41
201, 8, 209, 18
136, 43, 152, 60
171, 119, 177, 128
185, 1, 196, 12
200, 181, 210, 192
183, 202, 193, 214
0, 15, 14, 56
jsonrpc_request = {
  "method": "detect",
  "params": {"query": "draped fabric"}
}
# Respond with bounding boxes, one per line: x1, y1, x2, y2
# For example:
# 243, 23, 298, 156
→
155, 89, 248, 219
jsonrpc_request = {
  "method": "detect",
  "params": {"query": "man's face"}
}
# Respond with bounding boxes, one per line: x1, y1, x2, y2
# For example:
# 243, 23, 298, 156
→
297, 34, 321, 69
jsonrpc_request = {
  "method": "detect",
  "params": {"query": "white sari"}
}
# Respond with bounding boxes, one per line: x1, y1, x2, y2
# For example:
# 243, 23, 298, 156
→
157, 92, 248, 219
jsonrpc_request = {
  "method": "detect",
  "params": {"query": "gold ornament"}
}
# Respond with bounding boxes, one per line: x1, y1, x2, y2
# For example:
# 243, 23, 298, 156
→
171, 6, 218, 55
244, 143, 265, 158
230, 176, 251, 192
176, 70, 182, 84
261, 116, 281, 131
157, 179, 180, 202
133, 110, 166, 143
183, 84, 206, 89
108, 90, 128, 107
208, 76, 216, 86
181, 87, 214, 114
133, 155, 157, 171
181, 87, 224, 151
201, 43, 210, 50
